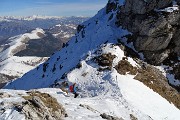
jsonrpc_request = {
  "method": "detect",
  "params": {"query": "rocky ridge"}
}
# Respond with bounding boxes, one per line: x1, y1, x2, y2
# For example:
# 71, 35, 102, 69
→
0, 90, 67, 120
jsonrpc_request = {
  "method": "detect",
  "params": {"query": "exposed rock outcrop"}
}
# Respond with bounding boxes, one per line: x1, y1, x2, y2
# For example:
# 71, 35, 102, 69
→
115, 0, 180, 65
177, 0, 180, 5
20, 91, 67, 120
95, 53, 116, 70
0, 91, 68, 120
100, 113, 123, 120
121, 0, 172, 14
171, 27, 180, 56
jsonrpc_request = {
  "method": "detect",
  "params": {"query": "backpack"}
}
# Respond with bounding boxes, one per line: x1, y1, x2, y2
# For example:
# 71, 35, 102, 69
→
69, 85, 74, 92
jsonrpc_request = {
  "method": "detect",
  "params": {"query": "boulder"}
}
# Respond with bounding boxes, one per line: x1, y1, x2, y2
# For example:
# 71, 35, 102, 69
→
100, 113, 123, 120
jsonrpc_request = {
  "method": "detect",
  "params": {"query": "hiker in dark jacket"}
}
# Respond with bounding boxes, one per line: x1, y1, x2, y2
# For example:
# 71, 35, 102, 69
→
69, 83, 79, 98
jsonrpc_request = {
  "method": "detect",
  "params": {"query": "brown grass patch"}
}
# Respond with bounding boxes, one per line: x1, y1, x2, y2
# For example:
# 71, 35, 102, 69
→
115, 59, 138, 75
95, 53, 116, 68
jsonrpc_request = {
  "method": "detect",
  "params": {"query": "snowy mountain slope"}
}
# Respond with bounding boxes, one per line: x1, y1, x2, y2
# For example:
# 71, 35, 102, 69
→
4, 43, 180, 119
0, 56, 47, 78
3, 0, 180, 119
5, 5, 129, 89
0, 28, 45, 60
0, 28, 48, 82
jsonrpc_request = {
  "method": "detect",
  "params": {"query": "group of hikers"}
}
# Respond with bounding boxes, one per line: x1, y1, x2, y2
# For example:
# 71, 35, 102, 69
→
52, 80, 79, 98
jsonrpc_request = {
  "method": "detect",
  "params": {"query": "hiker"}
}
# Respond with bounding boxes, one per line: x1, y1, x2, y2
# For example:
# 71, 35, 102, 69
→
69, 83, 79, 98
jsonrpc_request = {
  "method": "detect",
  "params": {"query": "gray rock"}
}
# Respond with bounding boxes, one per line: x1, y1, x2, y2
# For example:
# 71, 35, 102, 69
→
20, 92, 67, 120
166, 10, 180, 25
157, 0, 173, 9
138, 16, 168, 36
79, 104, 99, 113
143, 49, 171, 65
121, 0, 155, 14
135, 32, 173, 51
172, 29, 180, 56
121, 0, 172, 14
100, 113, 123, 120
116, 0, 180, 65
177, 0, 180, 5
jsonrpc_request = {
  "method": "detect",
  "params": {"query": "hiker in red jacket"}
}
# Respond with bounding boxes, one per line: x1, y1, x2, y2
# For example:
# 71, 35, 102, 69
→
69, 83, 79, 98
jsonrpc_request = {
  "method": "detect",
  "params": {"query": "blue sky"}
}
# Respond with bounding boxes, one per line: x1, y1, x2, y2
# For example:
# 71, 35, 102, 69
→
0, 0, 108, 17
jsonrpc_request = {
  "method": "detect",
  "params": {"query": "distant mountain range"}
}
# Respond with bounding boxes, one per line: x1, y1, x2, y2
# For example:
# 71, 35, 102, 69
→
0, 16, 88, 83
0, 16, 89, 43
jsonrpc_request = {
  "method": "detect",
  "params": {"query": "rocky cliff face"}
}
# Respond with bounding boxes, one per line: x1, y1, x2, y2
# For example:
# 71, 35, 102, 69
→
116, 0, 180, 65
106, 0, 180, 89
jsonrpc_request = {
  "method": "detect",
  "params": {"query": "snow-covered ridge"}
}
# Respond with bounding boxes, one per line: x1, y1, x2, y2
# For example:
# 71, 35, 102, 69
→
0, 28, 45, 61
0, 28, 47, 80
